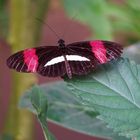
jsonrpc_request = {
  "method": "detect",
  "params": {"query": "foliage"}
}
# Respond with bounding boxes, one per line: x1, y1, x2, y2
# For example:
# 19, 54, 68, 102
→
63, 0, 140, 43
30, 86, 56, 140
2, 0, 140, 139
2, 0, 50, 140
65, 58, 140, 139
20, 82, 128, 140
20, 57, 140, 140
123, 43, 140, 64
20, 57, 140, 139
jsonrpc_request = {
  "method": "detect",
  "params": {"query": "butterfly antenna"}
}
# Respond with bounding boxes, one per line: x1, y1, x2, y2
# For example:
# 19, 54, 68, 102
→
36, 17, 60, 40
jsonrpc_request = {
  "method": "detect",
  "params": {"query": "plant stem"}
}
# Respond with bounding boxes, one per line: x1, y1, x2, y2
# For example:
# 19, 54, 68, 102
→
3, 0, 49, 139
38, 114, 54, 140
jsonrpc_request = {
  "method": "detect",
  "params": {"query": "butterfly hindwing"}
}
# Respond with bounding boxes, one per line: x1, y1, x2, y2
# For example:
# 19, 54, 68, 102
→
69, 61, 93, 75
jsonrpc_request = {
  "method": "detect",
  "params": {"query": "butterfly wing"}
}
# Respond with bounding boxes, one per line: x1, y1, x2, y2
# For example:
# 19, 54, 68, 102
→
67, 40, 123, 75
37, 48, 66, 77
67, 40, 123, 64
7, 40, 123, 78
65, 43, 97, 75
7, 51, 29, 72
7, 46, 66, 77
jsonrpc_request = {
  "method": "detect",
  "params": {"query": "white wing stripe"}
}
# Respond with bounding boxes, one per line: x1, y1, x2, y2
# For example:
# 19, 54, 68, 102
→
44, 55, 90, 67
45, 56, 64, 66
66, 55, 90, 61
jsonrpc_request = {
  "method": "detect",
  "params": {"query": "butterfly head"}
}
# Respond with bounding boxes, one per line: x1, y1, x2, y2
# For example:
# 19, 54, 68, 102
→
58, 39, 65, 48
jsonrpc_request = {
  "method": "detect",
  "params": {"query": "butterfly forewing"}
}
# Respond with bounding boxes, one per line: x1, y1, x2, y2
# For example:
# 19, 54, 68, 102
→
37, 53, 66, 77
67, 40, 123, 64
7, 51, 29, 72
102, 41, 123, 60
7, 46, 58, 73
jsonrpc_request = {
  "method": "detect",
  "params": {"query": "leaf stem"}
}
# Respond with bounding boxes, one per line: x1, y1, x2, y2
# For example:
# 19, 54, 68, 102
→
38, 114, 53, 140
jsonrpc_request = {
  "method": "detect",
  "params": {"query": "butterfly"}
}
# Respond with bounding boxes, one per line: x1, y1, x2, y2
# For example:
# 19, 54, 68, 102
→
7, 39, 123, 79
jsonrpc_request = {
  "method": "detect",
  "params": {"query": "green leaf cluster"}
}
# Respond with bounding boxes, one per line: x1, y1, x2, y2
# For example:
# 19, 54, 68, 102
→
65, 58, 140, 139
63, 0, 140, 42
30, 86, 56, 140
21, 58, 140, 139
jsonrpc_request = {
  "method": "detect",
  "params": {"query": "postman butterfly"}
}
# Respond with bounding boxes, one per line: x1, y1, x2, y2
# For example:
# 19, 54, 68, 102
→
7, 39, 123, 79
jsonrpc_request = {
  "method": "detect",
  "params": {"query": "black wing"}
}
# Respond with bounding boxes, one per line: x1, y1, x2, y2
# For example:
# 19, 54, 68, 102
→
67, 40, 123, 63
7, 51, 28, 72
37, 47, 66, 77
66, 42, 97, 75
7, 40, 123, 78
7, 46, 66, 77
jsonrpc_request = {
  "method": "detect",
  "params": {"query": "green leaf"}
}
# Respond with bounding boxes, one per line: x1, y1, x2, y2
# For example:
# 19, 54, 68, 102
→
30, 86, 56, 140
20, 82, 129, 140
65, 58, 140, 139
30, 86, 48, 116
62, 0, 113, 40
63, 0, 140, 43
123, 43, 140, 64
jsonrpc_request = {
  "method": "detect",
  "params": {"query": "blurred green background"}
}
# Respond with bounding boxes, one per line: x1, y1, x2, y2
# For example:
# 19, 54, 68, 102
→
0, 0, 140, 140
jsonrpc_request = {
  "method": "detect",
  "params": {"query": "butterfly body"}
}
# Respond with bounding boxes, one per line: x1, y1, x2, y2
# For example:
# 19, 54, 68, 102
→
7, 39, 123, 79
